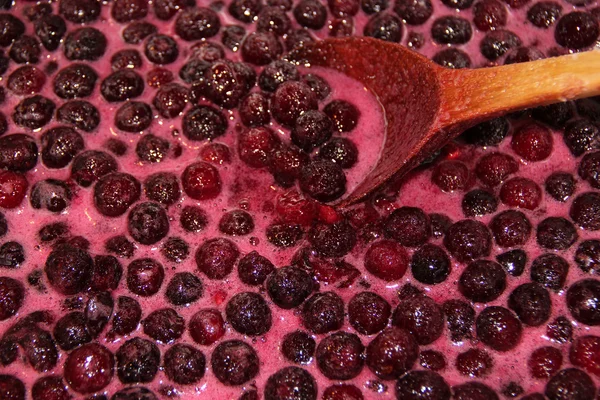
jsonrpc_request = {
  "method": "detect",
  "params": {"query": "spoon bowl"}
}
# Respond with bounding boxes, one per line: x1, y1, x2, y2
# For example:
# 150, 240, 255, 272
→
289, 37, 600, 208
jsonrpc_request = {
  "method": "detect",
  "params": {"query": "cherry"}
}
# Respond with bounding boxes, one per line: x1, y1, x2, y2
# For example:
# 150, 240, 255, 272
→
112, 387, 158, 400
143, 173, 180, 206
512, 122, 553, 161
316, 332, 364, 380
555, 12, 599, 50
318, 138, 359, 169
291, 110, 333, 151
127, 202, 169, 245
0, 277, 23, 321
101, 70, 145, 102
567, 279, 600, 326
364, 239, 409, 281
123, 21, 157, 44
64, 343, 114, 394
416, 352, 445, 374
529, 346, 563, 379
195, 238, 239, 279
181, 161, 222, 200
476, 306, 522, 352
29, 179, 71, 213
570, 336, 600, 378
8, 35, 40, 64
0, 171, 28, 209
126, 258, 164, 296
394, 0, 433, 25
189, 309, 225, 346
142, 308, 185, 344
241, 31, 283, 66
453, 382, 499, 400
239, 92, 271, 128
64, 28, 107, 61
533, 101, 574, 129
59, 0, 100, 23
410, 244, 451, 284
475, 152, 518, 187
39, 222, 69, 243
455, 348, 494, 378
459, 260, 506, 303
237, 251, 274, 286
135, 134, 170, 163
180, 206, 208, 232
366, 327, 418, 380
281, 330, 315, 364
70, 151, 117, 188
40, 127, 83, 169
116, 337, 160, 383
570, 192, 600, 230
309, 220, 356, 258
32, 376, 70, 400
0, 241, 24, 269
45, 243, 93, 295
264, 367, 317, 400
504, 46, 545, 64
531, 253, 569, 291
153, 84, 189, 119
564, 119, 600, 157
154, 0, 195, 20
165, 272, 202, 306
267, 265, 314, 309
160, 237, 189, 264
499, 177, 542, 209
299, 160, 347, 202
462, 189, 497, 217
431, 16, 473, 44
111, 50, 142, 72
0, 135, 32, 169
200, 143, 231, 166
363, 13, 403, 42
323, 385, 363, 400
495, 249, 526, 277
202, 60, 248, 109
537, 216, 578, 250
12, 95, 55, 130
163, 344, 206, 385
392, 295, 444, 345
433, 48, 472, 69
271, 81, 318, 127
579, 151, 600, 189
83, 292, 113, 338
105, 236, 135, 259
90, 255, 122, 293
221, 24, 246, 52
348, 291, 391, 335
545, 172, 576, 202
473, 0, 507, 31
575, 240, 600, 275
508, 282, 551, 326
545, 369, 596, 400
0, 375, 24, 400
115, 102, 152, 133
182, 105, 227, 141
176, 7, 221, 40
226, 292, 272, 336
211, 340, 260, 385
0, 14, 23, 45
302, 291, 344, 334
384, 206, 430, 247
444, 219, 492, 263
8, 66, 46, 95
143, 34, 178, 65
527, 1, 562, 28
489, 210, 532, 248
432, 160, 470, 192
238, 127, 281, 168
480, 29, 522, 60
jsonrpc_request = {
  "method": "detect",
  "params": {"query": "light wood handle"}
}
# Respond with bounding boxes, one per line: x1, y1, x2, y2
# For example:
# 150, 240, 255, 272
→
437, 50, 600, 128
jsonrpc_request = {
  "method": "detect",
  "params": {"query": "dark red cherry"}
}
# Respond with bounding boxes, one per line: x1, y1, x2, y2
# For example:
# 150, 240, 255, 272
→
316, 332, 364, 379
64, 343, 114, 394
364, 240, 408, 281
142, 308, 184, 343
126, 258, 164, 296
365, 327, 419, 380
511, 122, 553, 161
116, 337, 160, 383
189, 309, 225, 345
196, 238, 239, 280
529, 346, 563, 379
432, 160, 470, 192
545, 368, 596, 400
476, 306, 522, 352
264, 367, 317, 400
211, 340, 260, 385
181, 161, 222, 200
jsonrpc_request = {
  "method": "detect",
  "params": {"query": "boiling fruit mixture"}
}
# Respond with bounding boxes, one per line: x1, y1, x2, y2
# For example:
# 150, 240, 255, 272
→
0, 0, 598, 399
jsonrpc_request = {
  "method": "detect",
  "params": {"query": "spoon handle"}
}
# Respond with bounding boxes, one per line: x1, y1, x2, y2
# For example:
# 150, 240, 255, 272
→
437, 50, 600, 129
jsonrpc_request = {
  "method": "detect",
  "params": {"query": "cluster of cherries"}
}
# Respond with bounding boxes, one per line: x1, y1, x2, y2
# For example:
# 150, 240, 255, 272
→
0, 0, 597, 400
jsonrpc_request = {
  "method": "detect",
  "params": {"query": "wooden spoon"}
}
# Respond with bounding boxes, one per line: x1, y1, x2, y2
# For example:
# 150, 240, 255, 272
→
289, 37, 600, 208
